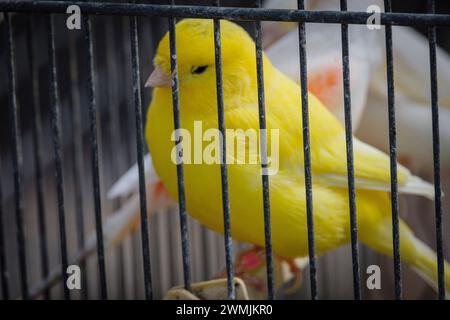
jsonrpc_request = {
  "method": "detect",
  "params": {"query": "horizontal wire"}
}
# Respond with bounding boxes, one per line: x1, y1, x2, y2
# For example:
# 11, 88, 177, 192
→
0, 1, 450, 26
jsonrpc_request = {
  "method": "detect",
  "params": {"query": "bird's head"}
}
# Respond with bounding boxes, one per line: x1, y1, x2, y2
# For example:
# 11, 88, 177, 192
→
146, 19, 269, 111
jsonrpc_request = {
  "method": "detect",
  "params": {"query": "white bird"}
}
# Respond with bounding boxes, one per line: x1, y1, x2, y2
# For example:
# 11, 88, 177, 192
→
263, 0, 450, 174
361, 26, 450, 173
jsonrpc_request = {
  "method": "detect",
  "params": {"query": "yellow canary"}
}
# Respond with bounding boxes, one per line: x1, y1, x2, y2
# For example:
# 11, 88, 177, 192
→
145, 19, 450, 294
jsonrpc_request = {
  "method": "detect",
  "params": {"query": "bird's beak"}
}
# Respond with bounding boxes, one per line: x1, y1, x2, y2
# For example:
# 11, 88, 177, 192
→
145, 66, 171, 88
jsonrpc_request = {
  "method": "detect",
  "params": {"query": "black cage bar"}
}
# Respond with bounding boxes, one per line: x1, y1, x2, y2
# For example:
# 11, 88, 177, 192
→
212, 0, 235, 300
129, 4, 154, 299
0, 0, 448, 300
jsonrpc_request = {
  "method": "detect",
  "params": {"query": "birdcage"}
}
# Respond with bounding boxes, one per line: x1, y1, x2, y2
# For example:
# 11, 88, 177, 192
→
0, 0, 448, 301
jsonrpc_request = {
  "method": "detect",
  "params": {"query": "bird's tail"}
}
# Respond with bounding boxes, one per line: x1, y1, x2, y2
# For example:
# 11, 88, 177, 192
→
401, 230, 450, 297
363, 217, 450, 297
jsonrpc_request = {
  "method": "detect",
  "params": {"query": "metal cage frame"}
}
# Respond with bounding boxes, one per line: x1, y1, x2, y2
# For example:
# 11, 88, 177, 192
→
0, 0, 447, 300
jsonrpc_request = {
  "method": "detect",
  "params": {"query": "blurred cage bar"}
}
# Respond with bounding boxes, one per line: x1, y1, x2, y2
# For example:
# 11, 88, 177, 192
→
0, 0, 448, 300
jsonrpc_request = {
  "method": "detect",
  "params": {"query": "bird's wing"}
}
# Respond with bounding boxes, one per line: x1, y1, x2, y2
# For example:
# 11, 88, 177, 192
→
313, 134, 435, 200
261, 69, 435, 199
303, 92, 435, 199
225, 97, 434, 200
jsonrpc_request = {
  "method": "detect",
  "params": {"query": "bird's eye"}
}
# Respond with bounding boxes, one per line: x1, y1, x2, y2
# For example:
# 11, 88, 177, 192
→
191, 65, 208, 75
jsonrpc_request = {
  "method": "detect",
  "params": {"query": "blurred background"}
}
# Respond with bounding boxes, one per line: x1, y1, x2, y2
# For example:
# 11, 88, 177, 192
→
0, 0, 449, 300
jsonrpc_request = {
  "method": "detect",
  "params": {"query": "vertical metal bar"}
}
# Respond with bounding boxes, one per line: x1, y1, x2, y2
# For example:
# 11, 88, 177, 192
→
120, 16, 139, 299
168, 0, 192, 292
212, 0, 235, 300
297, 0, 317, 300
427, 0, 445, 300
254, 0, 274, 300
383, 0, 402, 300
122, 15, 136, 165
130, 11, 153, 300
47, 13, 70, 300
68, 29, 89, 300
84, 13, 108, 300
0, 156, 9, 300
27, 16, 51, 300
339, 0, 361, 300
105, 16, 127, 300
5, 12, 28, 300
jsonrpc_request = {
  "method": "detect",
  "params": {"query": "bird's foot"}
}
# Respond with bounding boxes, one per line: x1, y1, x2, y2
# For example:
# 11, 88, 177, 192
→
216, 247, 305, 298
215, 246, 266, 295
